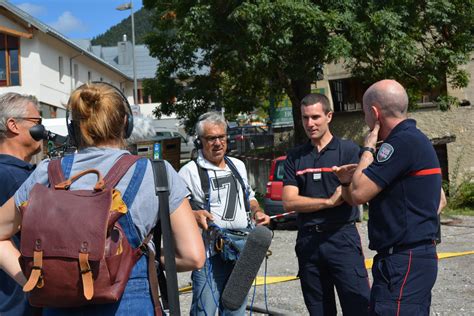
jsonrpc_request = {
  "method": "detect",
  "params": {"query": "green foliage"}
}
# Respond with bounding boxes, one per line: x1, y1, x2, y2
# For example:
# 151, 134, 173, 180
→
449, 178, 474, 209
91, 8, 154, 46
142, 0, 474, 134
435, 95, 459, 111
345, 0, 474, 110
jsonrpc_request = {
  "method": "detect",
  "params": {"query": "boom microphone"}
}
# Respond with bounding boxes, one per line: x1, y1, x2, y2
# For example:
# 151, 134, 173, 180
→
29, 124, 67, 144
221, 225, 272, 311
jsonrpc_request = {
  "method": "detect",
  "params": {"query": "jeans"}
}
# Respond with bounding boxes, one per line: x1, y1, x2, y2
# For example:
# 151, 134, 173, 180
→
190, 254, 247, 316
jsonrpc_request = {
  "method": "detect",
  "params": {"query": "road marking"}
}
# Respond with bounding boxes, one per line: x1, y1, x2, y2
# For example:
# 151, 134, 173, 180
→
178, 251, 474, 292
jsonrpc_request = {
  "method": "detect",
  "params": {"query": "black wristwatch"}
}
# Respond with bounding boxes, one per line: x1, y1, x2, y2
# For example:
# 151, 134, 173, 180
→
362, 146, 376, 156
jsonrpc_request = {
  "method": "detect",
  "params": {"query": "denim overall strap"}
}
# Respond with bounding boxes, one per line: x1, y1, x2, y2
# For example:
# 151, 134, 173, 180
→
61, 154, 74, 180
119, 157, 148, 248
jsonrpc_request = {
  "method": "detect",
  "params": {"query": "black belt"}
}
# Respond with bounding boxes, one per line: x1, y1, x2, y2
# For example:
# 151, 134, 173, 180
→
304, 221, 355, 233
378, 240, 435, 255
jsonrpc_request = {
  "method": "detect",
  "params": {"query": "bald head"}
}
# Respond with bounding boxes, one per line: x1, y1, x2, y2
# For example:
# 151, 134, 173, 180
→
363, 79, 408, 118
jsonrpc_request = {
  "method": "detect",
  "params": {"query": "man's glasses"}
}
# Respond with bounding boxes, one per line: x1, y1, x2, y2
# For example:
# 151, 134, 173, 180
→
13, 117, 42, 125
203, 135, 227, 144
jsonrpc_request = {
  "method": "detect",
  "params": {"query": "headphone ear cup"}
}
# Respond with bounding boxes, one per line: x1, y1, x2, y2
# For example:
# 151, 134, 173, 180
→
194, 138, 202, 149
124, 113, 133, 139
67, 121, 77, 146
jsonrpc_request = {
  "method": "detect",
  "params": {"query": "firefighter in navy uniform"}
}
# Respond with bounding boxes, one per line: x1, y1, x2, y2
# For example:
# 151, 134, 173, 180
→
333, 79, 446, 315
282, 93, 370, 316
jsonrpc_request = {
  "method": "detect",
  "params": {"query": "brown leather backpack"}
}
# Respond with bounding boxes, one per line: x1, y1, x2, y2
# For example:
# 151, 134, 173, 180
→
18, 155, 156, 309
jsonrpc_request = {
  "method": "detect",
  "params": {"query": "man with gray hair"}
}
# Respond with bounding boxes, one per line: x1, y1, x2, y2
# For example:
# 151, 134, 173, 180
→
0, 92, 42, 315
333, 80, 445, 315
179, 111, 270, 315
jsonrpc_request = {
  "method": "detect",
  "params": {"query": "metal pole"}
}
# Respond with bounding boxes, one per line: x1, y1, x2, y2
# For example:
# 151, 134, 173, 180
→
130, 0, 138, 104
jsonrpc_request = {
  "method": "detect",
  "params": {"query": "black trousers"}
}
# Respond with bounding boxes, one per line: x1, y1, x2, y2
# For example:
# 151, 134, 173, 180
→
295, 223, 370, 316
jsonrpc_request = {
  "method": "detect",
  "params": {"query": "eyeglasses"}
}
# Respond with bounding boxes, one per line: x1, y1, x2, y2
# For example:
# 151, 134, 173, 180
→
13, 117, 42, 125
202, 135, 227, 144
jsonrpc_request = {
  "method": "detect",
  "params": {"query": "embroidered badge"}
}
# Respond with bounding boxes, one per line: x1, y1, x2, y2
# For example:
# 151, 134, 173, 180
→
376, 143, 394, 162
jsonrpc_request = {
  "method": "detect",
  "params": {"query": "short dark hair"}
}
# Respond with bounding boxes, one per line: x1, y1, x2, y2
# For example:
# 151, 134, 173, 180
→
300, 93, 331, 114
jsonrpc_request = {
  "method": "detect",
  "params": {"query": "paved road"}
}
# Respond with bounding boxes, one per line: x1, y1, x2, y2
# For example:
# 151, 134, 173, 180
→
176, 216, 474, 315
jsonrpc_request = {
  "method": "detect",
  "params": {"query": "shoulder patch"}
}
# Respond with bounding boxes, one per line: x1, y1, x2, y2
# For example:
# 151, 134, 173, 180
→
376, 143, 394, 163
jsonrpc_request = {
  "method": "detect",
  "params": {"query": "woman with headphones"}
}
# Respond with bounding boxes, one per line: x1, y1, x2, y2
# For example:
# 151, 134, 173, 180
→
0, 82, 205, 315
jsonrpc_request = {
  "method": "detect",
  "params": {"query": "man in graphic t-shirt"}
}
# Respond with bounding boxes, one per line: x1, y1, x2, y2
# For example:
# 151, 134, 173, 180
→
179, 111, 270, 316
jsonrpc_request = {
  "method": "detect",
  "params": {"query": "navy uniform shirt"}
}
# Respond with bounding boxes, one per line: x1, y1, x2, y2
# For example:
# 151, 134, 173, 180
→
283, 137, 360, 229
363, 119, 441, 251
0, 154, 35, 316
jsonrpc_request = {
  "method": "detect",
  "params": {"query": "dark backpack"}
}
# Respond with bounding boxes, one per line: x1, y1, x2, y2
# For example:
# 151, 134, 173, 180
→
19, 155, 159, 309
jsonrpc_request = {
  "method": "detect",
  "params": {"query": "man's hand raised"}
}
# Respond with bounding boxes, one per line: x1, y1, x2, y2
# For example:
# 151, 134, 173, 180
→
332, 164, 358, 185
326, 186, 344, 208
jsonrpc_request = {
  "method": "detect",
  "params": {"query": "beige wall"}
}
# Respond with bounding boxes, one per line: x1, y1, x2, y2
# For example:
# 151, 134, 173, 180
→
330, 106, 474, 186
447, 53, 474, 104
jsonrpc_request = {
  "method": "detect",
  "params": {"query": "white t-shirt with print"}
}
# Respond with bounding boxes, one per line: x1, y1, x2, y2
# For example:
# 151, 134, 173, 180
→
179, 152, 256, 230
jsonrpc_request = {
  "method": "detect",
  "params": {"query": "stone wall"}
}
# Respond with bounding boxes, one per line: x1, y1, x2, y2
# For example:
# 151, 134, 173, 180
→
330, 106, 474, 186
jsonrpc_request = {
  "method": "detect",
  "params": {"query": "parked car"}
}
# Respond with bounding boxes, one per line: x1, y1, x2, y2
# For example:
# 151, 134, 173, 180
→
228, 125, 274, 153
154, 128, 195, 161
264, 156, 296, 228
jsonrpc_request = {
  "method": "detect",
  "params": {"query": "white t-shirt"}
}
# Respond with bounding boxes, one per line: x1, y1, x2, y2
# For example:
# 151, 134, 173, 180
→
179, 151, 256, 230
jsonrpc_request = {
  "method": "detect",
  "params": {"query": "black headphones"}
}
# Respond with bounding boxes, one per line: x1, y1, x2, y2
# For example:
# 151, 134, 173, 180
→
193, 137, 203, 150
66, 81, 133, 146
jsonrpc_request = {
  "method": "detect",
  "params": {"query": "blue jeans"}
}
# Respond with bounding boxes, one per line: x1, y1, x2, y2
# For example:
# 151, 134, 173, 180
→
190, 254, 247, 316
43, 255, 154, 316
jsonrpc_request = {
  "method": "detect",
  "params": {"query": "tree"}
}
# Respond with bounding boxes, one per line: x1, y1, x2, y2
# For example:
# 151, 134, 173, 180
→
344, 0, 474, 109
143, 0, 474, 139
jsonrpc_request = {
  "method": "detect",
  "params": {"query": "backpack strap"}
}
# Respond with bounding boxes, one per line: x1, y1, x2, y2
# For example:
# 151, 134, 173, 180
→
103, 155, 142, 190
151, 159, 180, 316
48, 158, 66, 186
193, 159, 210, 210
48, 154, 75, 186
224, 156, 251, 215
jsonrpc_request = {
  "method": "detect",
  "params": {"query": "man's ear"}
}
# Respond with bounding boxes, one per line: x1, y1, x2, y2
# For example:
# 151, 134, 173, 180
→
371, 106, 380, 121
327, 111, 333, 123
6, 117, 20, 136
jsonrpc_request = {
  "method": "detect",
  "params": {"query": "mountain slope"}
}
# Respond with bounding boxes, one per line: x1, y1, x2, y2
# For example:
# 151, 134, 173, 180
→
91, 8, 153, 46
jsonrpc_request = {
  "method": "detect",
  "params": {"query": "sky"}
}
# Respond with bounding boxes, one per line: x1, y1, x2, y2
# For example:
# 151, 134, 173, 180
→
9, 0, 144, 39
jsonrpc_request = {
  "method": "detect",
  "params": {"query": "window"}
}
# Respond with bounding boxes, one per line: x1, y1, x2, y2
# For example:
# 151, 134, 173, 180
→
329, 78, 366, 112
58, 56, 64, 82
87, 71, 91, 83
0, 34, 20, 87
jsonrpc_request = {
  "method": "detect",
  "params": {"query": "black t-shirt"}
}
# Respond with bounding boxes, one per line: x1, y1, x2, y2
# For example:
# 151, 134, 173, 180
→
283, 137, 360, 229
363, 119, 441, 251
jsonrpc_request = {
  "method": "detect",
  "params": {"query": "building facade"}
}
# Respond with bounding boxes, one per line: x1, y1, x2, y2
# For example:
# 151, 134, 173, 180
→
0, 1, 133, 118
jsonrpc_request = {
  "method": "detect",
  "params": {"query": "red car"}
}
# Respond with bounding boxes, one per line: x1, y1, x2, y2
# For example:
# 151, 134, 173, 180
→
264, 156, 296, 227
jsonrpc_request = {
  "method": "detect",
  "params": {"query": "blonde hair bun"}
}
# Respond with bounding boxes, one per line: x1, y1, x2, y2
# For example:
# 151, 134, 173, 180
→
80, 87, 101, 107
